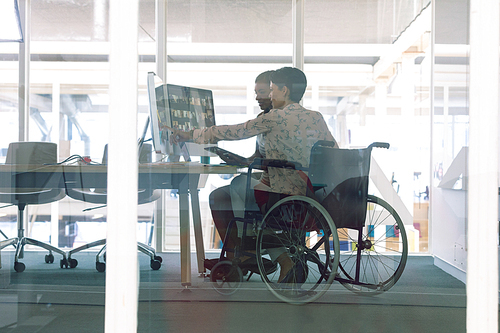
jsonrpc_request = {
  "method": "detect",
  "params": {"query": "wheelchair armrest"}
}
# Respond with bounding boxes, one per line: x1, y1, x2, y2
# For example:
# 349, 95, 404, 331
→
368, 142, 390, 150
243, 159, 304, 214
312, 183, 327, 192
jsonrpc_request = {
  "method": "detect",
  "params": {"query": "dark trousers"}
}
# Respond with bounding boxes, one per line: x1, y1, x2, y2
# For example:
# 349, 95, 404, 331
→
209, 185, 237, 249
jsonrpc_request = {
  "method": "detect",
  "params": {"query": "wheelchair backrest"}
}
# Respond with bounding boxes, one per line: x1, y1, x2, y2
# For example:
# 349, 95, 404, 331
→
309, 141, 372, 229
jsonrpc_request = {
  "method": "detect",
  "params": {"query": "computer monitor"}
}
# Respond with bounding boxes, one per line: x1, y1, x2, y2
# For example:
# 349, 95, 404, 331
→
147, 72, 216, 157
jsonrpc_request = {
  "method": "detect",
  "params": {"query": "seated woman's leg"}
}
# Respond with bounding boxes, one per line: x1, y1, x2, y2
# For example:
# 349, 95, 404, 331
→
254, 189, 294, 282
209, 185, 238, 258
230, 173, 260, 218
210, 174, 261, 262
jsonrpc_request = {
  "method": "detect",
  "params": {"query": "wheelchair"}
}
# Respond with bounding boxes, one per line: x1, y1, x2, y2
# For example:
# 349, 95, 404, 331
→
209, 141, 408, 304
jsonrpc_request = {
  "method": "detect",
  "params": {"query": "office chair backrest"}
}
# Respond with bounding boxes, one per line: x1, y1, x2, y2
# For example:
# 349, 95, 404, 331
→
5, 142, 57, 165
0, 141, 65, 205
101, 143, 152, 164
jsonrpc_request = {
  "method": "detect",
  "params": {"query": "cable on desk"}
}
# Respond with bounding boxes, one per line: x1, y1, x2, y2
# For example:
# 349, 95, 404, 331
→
45, 155, 103, 166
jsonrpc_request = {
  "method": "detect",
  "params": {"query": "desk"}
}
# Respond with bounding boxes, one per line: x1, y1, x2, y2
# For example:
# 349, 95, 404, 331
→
0, 162, 238, 286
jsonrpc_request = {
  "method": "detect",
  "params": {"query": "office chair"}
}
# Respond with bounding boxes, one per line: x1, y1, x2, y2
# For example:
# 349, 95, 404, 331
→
64, 143, 163, 272
0, 142, 68, 272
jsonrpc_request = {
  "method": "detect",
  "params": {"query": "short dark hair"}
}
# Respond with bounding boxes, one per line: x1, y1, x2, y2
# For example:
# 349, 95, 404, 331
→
255, 70, 273, 84
270, 67, 307, 103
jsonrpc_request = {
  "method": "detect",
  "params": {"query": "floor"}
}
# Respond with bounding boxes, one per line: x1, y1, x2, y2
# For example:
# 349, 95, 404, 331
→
0, 251, 468, 333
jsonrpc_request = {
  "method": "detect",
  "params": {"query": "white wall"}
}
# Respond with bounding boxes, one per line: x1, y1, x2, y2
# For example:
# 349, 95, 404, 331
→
432, 187, 467, 283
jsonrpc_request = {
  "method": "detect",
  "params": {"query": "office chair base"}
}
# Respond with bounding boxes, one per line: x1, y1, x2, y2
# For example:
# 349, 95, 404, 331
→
93, 242, 163, 272
0, 236, 67, 272
67, 239, 107, 261
64, 240, 162, 272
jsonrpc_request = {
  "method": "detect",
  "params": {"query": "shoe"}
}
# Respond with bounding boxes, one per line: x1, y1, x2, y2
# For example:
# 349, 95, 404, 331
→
205, 257, 277, 274
239, 257, 277, 275
204, 258, 222, 271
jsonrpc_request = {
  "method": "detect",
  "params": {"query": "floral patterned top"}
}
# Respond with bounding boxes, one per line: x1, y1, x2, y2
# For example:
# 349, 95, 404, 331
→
193, 103, 337, 195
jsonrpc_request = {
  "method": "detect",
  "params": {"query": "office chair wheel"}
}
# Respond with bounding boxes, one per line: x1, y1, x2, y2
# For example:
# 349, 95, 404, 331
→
96, 262, 106, 273
14, 262, 25, 273
69, 258, 78, 269
45, 253, 54, 264
336, 195, 408, 295
256, 196, 339, 304
210, 261, 243, 295
150, 259, 161, 270
154, 255, 163, 263
60, 258, 69, 269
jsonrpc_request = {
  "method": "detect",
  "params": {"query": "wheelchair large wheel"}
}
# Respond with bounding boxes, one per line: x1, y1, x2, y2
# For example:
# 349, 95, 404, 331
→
255, 196, 339, 304
336, 195, 407, 294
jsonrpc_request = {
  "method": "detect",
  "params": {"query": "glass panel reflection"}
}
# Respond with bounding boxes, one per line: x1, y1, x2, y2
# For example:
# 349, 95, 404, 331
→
0, 0, 469, 331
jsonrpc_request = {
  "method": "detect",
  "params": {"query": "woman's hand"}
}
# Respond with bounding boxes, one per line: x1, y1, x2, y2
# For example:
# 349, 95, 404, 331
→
162, 126, 192, 145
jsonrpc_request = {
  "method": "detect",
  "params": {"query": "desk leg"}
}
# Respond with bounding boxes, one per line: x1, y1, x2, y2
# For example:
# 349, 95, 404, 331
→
189, 184, 205, 276
179, 178, 191, 287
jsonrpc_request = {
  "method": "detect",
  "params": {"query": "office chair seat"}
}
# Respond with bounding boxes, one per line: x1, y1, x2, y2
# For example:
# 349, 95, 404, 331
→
0, 142, 68, 272
0, 188, 65, 205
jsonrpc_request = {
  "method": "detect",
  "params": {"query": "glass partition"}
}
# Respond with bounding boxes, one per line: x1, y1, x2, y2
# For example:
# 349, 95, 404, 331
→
304, 1, 432, 253
0, 42, 19, 161
160, 0, 294, 252
430, 0, 469, 283
0, 0, 473, 331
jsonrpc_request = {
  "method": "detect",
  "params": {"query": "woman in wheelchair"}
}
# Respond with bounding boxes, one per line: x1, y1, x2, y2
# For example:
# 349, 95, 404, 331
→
168, 66, 338, 283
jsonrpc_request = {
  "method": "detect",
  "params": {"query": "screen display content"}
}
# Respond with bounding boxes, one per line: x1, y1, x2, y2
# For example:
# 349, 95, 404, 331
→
158, 84, 215, 132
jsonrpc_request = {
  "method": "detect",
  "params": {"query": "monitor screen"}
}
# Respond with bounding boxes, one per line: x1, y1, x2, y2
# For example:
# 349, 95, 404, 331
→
147, 73, 216, 156
167, 84, 215, 131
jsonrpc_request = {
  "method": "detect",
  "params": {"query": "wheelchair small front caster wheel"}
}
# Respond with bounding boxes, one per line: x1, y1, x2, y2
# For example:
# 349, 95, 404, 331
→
154, 255, 163, 263
45, 253, 54, 264
60, 259, 68, 269
150, 259, 161, 270
14, 262, 25, 273
96, 262, 106, 272
69, 258, 78, 268
210, 261, 243, 295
